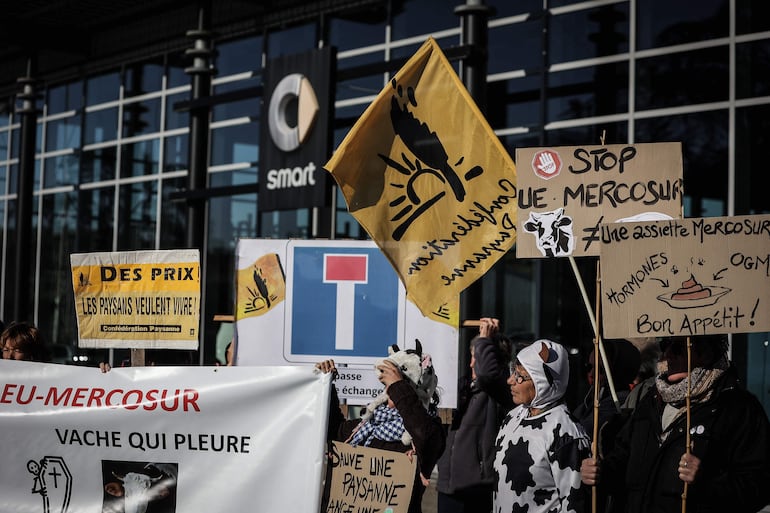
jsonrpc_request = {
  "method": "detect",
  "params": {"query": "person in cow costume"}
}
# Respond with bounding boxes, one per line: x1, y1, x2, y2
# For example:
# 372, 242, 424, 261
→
493, 339, 590, 513
317, 340, 445, 513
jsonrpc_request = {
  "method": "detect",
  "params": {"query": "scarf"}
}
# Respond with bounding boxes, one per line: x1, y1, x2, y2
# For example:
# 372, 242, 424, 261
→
349, 404, 405, 447
655, 356, 728, 407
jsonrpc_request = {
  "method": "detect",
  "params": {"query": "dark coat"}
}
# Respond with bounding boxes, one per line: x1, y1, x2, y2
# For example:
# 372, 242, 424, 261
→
437, 336, 513, 495
328, 380, 446, 513
598, 367, 770, 513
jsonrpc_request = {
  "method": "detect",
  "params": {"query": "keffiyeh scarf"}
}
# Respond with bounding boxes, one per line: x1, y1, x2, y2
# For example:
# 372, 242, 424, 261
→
349, 404, 405, 447
656, 355, 729, 407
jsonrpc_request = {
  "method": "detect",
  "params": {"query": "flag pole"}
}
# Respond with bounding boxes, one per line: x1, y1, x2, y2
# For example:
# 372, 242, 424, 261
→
682, 336, 692, 513
591, 260, 602, 513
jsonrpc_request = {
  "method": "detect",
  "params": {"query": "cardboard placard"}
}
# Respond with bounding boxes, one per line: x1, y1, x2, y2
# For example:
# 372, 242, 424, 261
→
516, 143, 683, 258
325, 441, 416, 513
600, 214, 770, 338
70, 250, 201, 349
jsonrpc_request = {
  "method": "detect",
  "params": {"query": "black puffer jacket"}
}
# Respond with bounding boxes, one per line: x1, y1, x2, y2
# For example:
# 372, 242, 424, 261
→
598, 367, 770, 513
437, 336, 513, 494
328, 380, 445, 513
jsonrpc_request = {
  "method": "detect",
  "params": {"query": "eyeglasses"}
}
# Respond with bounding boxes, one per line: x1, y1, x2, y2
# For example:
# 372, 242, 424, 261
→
509, 367, 532, 385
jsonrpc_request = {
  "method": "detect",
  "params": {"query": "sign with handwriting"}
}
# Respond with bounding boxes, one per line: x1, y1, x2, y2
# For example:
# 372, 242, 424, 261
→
516, 143, 683, 258
600, 214, 770, 338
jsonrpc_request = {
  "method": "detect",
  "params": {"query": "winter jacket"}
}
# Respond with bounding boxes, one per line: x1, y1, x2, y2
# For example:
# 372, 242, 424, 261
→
437, 336, 513, 495
327, 380, 446, 513
598, 366, 770, 513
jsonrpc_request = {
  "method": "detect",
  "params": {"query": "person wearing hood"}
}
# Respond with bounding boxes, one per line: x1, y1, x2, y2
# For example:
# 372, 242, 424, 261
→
580, 335, 770, 513
493, 339, 590, 513
317, 341, 445, 513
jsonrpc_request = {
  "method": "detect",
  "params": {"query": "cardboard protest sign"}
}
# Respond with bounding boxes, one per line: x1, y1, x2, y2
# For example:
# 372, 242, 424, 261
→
0, 360, 331, 513
234, 239, 460, 407
600, 214, 770, 338
70, 249, 200, 349
325, 441, 415, 513
324, 37, 517, 317
516, 143, 683, 258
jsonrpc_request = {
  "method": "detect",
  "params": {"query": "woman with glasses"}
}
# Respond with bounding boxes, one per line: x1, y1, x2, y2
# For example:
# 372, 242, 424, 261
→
493, 339, 590, 513
581, 335, 770, 513
1, 321, 50, 362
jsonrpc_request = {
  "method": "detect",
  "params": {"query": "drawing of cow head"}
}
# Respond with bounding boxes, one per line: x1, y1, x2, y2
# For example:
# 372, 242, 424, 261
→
523, 208, 575, 257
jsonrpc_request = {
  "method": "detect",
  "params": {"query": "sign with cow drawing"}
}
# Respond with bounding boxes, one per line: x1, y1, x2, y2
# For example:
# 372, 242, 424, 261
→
515, 143, 683, 258
0, 360, 331, 513
599, 214, 770, 338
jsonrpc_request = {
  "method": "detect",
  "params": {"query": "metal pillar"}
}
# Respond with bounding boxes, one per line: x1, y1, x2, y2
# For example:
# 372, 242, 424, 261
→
455, 0, 491, 343
13, 59, 38, 323
184, 2, 214, 251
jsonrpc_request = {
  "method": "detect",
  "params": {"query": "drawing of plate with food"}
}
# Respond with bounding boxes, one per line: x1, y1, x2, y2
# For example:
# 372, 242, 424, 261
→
657, 275, 731, 309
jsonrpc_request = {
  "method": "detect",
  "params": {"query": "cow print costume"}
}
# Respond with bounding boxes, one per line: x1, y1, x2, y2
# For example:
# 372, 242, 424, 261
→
493, 339, 589, 513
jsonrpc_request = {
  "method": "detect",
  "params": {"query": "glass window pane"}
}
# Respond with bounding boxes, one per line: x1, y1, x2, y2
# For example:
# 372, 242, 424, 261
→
167, 52, 190, 89
44, 154, 79, 187
736, 39, 770, 99
84, 108, 118, 145
210, 122, 258, 167
160, 176, 188, 249
636, 46, 729, 111
487, 0, 541, 17
124, 59, 164, 97
392, 0, 457, 40
266, 23, 316, 59
737, 0, 770, 34
77, 186, 115, 252
336, 53, 387, 102
81, 147, 117, 182
259, 208, 310, 238
117, 180, 157, 250
329, 7, 386, 50
636, 110, 727, 218
487, 75, 541, 130
549, 4, 629, 64
86, 71, 121, 105
211, 77, 260, 122
122, 98, 162, 137
0, 130, 8, 159
547, 62, 628, 123
166, 92, 190, 130
164, 134, 188, 172
45, 116, 81, 151
736, 104, 770, 215
121, 140, 160, 177
489, 20, 542, 73
47, 81, 83, 115
38, 191, 78, 345
210, 170, 258, 244
545, 122, 628, 147
215, 36, 263, 77
636, 0, 728, 50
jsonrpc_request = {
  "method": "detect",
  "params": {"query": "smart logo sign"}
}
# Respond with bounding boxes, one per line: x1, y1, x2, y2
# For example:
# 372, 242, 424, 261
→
284, 244, 404, 363
259, 47, 334, 212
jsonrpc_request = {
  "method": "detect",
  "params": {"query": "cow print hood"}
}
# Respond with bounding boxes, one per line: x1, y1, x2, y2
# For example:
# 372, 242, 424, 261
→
517, 339, 570, 409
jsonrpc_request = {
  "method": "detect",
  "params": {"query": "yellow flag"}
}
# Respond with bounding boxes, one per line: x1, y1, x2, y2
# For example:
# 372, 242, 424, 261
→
324, 37, 517, 317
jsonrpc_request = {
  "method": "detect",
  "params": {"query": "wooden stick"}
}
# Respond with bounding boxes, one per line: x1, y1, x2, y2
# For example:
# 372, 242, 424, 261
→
461, 320, 482, 327
681, 336, 692, 513
592, 260, 602, 513
131, 348, 145, 367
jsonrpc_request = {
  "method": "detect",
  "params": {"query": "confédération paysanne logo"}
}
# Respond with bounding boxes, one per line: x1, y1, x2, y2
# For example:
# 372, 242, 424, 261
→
377, 78, 485, 241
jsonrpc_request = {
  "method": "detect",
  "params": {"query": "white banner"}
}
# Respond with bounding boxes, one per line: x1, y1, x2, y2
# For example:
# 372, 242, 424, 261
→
0, 360, 331, 513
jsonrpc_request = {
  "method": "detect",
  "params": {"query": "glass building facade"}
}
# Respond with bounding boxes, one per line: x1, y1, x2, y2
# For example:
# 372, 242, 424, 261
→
0, 0, 768, 408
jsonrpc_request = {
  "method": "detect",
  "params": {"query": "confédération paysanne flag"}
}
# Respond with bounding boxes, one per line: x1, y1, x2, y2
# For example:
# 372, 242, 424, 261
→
324, 37, 517, 317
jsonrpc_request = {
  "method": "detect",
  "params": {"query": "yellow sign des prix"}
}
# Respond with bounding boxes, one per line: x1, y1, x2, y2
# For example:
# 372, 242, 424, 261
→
70, 250, 201, 349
